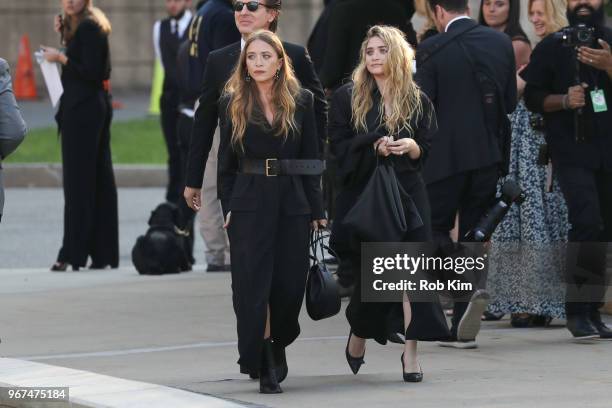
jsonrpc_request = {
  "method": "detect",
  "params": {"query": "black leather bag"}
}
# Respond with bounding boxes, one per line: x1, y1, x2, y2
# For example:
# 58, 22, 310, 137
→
132, 202, 191, 275
342, 155, 423, 242
306, 230, 341, 321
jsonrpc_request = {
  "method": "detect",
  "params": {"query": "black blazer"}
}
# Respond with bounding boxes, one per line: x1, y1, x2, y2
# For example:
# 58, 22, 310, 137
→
307, 0, 337, 76
319, 0, 417, 91
328, 82, 437, 191
217, 89, 324, 220
186, 41, 327, 188
415, 18, 517, 184
60, 19, 111, 111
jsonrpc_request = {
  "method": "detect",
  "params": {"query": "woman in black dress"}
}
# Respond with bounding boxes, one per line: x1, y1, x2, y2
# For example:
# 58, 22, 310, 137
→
42, 0, 118, 271
217, 30, 326, 394
329, 25, 449, 382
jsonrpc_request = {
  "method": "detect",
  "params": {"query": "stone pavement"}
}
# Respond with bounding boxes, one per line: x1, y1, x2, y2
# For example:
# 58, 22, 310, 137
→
0, 267, 611, 408
1, 188, 611, 408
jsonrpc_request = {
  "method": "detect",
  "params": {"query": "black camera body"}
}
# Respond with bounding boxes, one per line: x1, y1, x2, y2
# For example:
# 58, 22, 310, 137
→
560, 23, 596, 47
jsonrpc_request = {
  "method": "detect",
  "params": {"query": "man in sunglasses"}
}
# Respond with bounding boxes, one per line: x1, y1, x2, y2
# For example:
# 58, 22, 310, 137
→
183, 0, 326, 380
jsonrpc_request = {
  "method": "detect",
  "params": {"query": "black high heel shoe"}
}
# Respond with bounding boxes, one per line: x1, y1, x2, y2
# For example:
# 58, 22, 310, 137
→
51, 262, 79, 272
259, 338, 282, 394
345, 331, 365, 375
51, 262, 68, 272
401, 353, 423, 383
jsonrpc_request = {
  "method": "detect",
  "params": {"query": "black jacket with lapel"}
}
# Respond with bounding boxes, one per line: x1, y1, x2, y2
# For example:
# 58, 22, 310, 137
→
415, 18, 517, 184
186, 41, 327, 188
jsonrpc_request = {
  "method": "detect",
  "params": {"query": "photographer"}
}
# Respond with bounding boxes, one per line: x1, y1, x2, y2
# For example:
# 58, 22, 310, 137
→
0, 58, 27, 224
521, 0, 612, 339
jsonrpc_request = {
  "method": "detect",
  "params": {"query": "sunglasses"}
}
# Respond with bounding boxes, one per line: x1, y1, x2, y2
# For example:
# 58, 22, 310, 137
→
233, 1, 274, 12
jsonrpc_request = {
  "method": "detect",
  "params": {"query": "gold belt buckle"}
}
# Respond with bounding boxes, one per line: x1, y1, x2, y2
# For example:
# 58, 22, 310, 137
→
265, 158, 278, 177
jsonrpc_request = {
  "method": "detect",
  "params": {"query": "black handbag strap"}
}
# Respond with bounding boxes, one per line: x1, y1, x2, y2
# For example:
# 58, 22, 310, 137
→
456, 39, 510, 175
309, 230, 337, 265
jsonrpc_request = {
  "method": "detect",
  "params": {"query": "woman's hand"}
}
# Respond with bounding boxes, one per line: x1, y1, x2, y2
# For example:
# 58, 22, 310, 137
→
387, 137, 419, 158
374, 136, 391, 156
223, 211, 232, 229
311, 219, 328, 231
41, 46, 67, 65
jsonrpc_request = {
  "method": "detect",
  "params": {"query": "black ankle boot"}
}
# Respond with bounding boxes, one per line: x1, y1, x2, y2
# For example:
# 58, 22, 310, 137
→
259, 339, 283, 394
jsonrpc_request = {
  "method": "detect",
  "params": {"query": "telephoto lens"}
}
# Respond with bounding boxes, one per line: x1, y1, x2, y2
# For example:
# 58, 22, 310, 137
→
464, 180, 526, 242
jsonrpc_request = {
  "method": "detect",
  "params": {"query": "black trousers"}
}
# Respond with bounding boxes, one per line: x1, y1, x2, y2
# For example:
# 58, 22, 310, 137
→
346, 175, 450, 343
160, 92, 183, 204
58, 92, 119, 268
426, 165, 499, 337
227, 209, 310, 373
555, 165, 612, 317
176, 113, 195, 262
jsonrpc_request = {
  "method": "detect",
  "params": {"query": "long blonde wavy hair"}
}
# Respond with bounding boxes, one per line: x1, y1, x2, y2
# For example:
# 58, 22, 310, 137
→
528, 0, 569, 37
62, 0, 112, 44
415, 0, 437, 41
351, 25, 423, 136
224, 30, 301, 150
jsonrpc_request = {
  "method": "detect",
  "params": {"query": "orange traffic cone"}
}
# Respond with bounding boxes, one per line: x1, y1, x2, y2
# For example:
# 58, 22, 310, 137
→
14, 34, 38, 100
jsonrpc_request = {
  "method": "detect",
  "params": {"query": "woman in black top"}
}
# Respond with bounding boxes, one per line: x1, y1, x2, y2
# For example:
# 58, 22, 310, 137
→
217, 30, 326, 394
329, 25, 449, 383
479, 0, 532, 68
42, 0, 118, 271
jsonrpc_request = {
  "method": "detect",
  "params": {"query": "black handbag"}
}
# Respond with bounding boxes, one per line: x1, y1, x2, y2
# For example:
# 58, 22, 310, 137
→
342, 152, 423, 242
306, 230, 341, 321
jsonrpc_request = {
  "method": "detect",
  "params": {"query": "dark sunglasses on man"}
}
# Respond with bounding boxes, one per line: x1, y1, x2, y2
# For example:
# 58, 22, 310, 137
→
233, 1, 277, 12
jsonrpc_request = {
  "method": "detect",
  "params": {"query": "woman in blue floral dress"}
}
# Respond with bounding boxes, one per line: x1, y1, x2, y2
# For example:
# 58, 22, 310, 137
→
482, 0, 570, 326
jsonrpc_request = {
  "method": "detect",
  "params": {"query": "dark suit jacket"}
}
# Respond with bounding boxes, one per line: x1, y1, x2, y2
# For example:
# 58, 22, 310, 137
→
217, 89, 324, 220
415, 18, 517, 184
319, 0, 417, 90
186, 0, 240, 104
59, 19, 111, 112
307, 0, 338, 76
186, 40, 327, 188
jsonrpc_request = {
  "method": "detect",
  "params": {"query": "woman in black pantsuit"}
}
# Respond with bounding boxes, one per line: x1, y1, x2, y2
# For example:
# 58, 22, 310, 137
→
43, 0, 118, 271
329, 25, 450, 382
217, 30, 326, 394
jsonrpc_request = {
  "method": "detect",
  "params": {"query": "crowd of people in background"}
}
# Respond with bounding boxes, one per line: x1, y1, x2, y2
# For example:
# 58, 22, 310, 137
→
1, 0, 609, 395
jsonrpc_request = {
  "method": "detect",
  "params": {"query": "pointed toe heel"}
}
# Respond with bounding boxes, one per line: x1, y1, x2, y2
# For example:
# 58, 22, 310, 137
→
345, 331, 365, 375
401, 353, 423, 383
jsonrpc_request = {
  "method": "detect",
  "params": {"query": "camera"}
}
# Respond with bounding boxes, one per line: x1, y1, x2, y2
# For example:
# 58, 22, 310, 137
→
464, 180, 526, 242
529, 113, 545, 132
560, 23, 595, 47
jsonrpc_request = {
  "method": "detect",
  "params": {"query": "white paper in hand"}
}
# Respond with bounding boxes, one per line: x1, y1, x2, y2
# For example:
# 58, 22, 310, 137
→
35, 51, 63, 108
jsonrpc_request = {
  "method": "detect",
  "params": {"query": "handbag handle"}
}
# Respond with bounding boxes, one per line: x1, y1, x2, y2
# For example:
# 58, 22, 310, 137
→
309, 229, 338, 266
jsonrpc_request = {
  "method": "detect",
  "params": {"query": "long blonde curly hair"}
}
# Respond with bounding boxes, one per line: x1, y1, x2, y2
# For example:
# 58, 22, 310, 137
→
224, 30, 301, 150
528, 0, 569, 37
351, 25, 423, 136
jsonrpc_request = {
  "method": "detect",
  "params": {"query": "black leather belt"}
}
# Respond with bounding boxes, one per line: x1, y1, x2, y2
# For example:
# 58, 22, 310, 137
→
240, 158, 325, 176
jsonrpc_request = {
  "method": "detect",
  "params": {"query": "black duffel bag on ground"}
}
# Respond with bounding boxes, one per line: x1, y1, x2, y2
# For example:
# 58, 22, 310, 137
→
132, 202, 192, 275
306, 230, 341, 321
